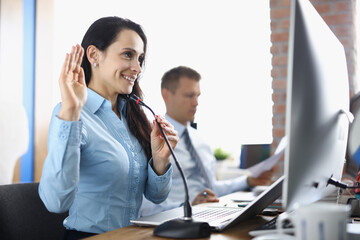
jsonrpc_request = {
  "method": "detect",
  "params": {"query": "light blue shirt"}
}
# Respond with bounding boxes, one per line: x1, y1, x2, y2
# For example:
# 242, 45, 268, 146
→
39, 88, 172, 233
140, 115, 248, 217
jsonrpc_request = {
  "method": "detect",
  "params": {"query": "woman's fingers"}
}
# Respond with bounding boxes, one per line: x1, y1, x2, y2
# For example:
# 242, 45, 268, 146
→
78, 45, 84, 65
78, 67, 86, 86
74, 44, 83, 72
155, 115, 178, 142
74, 44, 80, 66
60, 53, 70, 81
60, 44, 85, 85
68, 46, 76, 72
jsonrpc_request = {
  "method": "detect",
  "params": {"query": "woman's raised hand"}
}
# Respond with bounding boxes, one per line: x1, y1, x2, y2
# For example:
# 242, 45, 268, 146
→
58, 44, 87, 121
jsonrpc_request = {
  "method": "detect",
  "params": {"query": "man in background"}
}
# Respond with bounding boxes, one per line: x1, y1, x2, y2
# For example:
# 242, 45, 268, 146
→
140, 66, 274, 216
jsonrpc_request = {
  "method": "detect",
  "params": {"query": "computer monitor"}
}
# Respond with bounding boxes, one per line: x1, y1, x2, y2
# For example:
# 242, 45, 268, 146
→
283, 0, 350, 212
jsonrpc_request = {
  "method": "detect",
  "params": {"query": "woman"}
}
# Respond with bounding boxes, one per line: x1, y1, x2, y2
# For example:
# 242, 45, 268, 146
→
39, 17, 178, 239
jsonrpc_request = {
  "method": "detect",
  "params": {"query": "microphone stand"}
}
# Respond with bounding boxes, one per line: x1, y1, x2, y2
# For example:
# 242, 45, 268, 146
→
128, 94, 211, 238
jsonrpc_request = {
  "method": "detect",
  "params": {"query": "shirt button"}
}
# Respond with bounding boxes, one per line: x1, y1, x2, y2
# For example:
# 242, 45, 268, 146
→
60, 134, 67, 140
61, 124, 69, 129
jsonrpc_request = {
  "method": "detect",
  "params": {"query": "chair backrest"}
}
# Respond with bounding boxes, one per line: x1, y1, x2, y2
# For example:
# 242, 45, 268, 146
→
345, 92, 360, 178
240, 144, 271, 169
0, 182, 68, 240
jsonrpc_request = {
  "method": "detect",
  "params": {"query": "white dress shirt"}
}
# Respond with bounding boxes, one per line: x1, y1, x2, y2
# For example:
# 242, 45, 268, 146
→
140, 115, 248, 217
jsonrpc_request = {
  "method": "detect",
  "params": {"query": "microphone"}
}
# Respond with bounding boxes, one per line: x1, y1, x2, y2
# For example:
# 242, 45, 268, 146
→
128, 94, 211, 239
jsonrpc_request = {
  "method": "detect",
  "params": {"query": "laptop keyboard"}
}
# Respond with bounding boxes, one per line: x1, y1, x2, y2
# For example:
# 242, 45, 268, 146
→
192, 207, 242, 223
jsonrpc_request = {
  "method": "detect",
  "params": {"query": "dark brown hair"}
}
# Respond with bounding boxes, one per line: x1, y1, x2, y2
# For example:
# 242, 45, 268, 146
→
81, 16, 152, 160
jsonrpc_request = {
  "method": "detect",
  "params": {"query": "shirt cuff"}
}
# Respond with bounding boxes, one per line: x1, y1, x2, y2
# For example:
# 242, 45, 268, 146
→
148, 159, 173, 183
50, 115, 83, 146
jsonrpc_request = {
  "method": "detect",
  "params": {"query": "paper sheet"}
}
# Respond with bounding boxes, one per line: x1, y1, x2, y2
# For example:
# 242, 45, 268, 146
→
247, 136, 287, 178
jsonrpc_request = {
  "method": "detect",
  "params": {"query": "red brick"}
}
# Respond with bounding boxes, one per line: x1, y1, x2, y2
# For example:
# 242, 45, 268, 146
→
270, 0, 279, 8
272, 92, 281, 102
271, 44, 280, 54
334, 1, 350, 12
271, 8, 291, 19
311, 0, 334, 3
338, 37, 351, 48
280, 19, 290, 30
275, 92, 287, 102
271, 21, 278, 31
322, 14, 352, 25
335, 25, 351, 37
272, 117, 278, 126
272, 79, 287, 89
272, 55, 288, 66
314, 3, 331, 14
271, 68, 278, 78
271, 32, 289, 42
273, 128, 286, 137
280, 67, 287, 77
281, 116, 286, 125
282, 44, 288, 53
280, 0, 291, 7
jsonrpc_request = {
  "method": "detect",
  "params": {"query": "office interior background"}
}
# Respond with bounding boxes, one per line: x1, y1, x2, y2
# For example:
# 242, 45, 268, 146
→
0, 0, 358, 183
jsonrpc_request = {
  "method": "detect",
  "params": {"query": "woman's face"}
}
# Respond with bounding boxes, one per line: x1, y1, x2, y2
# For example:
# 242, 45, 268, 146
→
90, 29, 145, 99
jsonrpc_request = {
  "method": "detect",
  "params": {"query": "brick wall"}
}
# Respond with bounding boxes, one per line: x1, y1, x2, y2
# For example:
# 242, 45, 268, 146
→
270, 0, 357, 174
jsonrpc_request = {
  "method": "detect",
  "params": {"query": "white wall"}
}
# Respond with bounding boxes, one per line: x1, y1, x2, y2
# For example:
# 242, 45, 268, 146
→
0, 0, 29, 184
34, 0, 55, 180
0, 0, 23, 103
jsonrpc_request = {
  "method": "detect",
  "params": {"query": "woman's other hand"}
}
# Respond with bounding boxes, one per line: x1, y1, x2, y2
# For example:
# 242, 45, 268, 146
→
59, 44, 87, 121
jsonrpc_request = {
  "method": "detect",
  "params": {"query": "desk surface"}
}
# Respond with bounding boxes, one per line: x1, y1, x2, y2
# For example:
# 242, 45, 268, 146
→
85, 216, 271, 240
84, 190, 276, 240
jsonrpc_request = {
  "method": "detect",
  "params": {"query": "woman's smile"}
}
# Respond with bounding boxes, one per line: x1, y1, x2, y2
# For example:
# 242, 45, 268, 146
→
122, 74, 136, 84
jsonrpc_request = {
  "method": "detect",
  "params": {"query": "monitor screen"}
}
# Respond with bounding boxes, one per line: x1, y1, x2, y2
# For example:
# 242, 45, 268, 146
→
283, 0, 350, 212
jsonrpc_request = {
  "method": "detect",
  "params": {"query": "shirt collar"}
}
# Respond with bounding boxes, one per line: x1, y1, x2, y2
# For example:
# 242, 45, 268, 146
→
86, 88, 106, 114
165, 114, 192, 137
117, 96, 127, 117
85, 88, 127, 116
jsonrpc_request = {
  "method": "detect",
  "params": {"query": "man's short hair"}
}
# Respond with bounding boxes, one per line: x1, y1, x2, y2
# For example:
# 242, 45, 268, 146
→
161, 66, 201, 93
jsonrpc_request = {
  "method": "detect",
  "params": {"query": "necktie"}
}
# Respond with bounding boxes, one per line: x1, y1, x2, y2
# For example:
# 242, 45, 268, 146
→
182, 128, 212, 189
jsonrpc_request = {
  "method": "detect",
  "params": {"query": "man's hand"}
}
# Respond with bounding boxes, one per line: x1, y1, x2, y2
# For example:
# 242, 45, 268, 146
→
192, 188, 219, 206
247, 167, 275, 187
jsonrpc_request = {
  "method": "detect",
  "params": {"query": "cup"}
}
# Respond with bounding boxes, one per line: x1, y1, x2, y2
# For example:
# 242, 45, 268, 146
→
277, 202, 350, 240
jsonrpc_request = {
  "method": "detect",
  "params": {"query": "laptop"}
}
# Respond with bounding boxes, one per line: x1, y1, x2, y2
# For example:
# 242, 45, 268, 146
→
131, 175, 284, 231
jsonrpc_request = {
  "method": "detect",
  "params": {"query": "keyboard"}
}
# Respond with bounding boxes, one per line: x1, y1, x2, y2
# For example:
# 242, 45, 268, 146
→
192, 207, 242, 225
249, 216, 294, 236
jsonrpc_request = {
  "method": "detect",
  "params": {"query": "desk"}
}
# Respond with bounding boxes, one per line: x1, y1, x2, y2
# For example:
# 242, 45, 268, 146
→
84, 190, 278, 240
84, 216, 271, 240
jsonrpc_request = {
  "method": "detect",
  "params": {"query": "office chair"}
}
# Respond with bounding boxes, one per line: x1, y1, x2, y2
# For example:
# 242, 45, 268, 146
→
346, 92, 360, 178
0, 182, 68, 240
239, 144, 271, 169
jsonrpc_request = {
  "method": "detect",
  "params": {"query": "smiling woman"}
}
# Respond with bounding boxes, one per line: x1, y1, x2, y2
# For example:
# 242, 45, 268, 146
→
38, 16, 179, 238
